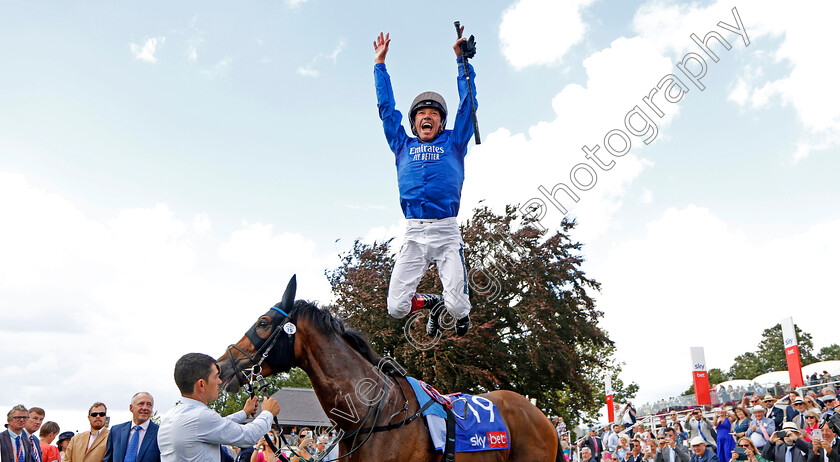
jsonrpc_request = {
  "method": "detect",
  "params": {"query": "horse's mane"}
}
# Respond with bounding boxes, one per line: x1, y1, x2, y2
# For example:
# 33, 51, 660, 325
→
292, 300, 404, 377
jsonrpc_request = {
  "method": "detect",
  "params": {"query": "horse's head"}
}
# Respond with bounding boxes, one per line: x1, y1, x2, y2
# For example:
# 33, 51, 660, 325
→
217, 275, 299, 393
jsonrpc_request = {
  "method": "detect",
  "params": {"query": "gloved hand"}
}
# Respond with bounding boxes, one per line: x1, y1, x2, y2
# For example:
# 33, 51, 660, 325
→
460, 35, 477, 59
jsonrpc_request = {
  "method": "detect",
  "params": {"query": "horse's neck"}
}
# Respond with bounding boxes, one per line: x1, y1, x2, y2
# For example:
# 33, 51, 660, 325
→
297, 325, 403, 430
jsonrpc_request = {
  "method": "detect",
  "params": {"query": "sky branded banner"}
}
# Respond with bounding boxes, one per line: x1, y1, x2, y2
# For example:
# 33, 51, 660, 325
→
781, 316, 804, 388
605, 375, 615, 423
691, 347, 711, 405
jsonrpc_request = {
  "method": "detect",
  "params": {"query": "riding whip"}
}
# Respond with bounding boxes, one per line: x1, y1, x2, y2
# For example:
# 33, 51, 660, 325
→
454, 21, 480, 145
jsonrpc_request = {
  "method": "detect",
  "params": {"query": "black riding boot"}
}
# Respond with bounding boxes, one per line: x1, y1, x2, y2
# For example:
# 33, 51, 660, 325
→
455, 315, 471, 336
411, 293, 442, 312
415, 294, 444, 337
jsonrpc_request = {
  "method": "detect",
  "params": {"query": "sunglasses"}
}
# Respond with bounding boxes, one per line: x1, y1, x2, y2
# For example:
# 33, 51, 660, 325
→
739, 445, 750, 448
10, 416, 28, 420
89, 412, 106, 417
806, 416, 817, 420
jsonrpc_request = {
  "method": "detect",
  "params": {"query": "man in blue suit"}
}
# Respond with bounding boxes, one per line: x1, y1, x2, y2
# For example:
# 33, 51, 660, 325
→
103, 392, 160, 462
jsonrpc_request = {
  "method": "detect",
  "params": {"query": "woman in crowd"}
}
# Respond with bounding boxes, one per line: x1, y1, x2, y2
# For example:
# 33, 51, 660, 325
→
732, 406, 751, 440
715, 407, 737, 462
803, 395, 820, 412
56, 431, 74, 461
615, 435, 630, 460
673, 421, 689, 446
250, 431, 281, 462
730, 437, 768, 462
802, 409, 821, 442
561, 435, 571, 462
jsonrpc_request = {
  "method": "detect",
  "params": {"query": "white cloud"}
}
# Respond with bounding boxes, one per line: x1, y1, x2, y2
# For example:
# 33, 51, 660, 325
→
463, 35, 672, 242
219, 222, 318, 270
297, 66, 319, 78
187, 15, 204, 63
634, 0, 840, 161
0, 172, 337, 430
594, 206, 840, 403
286, 0, 311, 7
499, 0, 594, 69
201, 56, 233, 78
297, 38, 346, 78
130, 37, 166, 63
327, 39, 346, 63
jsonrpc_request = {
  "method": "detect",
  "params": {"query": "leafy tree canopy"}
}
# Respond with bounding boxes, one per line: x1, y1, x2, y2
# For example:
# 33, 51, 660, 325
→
326, 204, 635, 425
818, 344, 840, 362
729, 323, 816, 379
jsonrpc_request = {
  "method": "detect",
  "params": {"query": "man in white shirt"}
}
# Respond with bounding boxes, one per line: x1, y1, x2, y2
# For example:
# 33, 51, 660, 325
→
608, 424, 623, 452
686, 409, 716, 449
158, 353, 280, 462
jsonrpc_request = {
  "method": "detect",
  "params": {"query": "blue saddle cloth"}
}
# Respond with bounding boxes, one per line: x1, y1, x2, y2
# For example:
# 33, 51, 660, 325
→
406, 376, 510, 453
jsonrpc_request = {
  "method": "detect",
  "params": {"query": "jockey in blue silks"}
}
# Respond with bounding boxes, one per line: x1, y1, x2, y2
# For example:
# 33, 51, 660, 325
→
372, 28, 477, 337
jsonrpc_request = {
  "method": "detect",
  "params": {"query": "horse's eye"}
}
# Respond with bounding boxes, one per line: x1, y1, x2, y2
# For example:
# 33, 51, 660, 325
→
258, 321, 269, 328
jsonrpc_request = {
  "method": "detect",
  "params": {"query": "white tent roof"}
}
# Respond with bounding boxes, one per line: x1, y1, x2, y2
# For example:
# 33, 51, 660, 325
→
802, 360, 840, 377
753, 370, 791, 385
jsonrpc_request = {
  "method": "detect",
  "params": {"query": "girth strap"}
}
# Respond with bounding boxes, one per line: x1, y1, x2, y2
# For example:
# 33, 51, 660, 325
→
444, 406, 457, 462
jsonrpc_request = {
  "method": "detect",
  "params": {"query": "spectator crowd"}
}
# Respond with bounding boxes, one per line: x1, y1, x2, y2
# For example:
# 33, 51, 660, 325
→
557, 385, 840, 462
3, 353, 341, 462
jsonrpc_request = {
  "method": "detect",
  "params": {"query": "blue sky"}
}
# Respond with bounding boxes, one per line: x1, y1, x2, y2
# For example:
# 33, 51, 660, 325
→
2, 0, 839, 431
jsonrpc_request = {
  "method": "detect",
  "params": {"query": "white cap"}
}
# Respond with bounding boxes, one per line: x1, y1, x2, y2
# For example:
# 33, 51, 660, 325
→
690, 436, 706, 446
781, 422, 801, 433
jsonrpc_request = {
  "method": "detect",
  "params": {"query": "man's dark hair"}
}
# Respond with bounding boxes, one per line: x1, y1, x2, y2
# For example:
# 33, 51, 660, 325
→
29, 407, 45, 417
664, 427, 676, 436
174, 353, 218, 394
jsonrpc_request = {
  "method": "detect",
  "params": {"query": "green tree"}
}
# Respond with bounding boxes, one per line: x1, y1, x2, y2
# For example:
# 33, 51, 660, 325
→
210, 368, 312, 416
728, 324, 817, 379
327, 205, 634, 424
817, 344, 840, 361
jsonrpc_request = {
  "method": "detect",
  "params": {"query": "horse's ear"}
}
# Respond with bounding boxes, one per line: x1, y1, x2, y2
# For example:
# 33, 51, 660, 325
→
281, 274, 297, 310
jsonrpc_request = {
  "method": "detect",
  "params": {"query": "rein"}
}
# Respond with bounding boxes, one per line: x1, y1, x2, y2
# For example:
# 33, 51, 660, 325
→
225, 305, 293, 459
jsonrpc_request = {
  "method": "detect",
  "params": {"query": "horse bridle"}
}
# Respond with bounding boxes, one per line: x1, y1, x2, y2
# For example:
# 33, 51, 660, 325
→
225, 295, 429, 462
225, 304, 292, 393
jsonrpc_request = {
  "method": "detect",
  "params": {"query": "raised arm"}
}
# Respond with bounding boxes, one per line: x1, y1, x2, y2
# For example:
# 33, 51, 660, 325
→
373, 32, 407, 152
451, 26, 477, 152
374, 32, 390, 64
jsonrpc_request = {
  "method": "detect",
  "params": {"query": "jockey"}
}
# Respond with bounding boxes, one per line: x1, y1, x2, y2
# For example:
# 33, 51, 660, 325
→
372, 28, 478, 337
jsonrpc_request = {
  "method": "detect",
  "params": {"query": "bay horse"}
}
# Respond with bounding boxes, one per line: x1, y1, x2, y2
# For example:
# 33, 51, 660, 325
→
217, 276, 560, 462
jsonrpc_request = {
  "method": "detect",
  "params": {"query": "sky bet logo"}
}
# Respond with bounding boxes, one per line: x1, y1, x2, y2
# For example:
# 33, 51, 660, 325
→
470, 431, 508, 448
